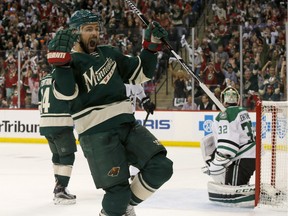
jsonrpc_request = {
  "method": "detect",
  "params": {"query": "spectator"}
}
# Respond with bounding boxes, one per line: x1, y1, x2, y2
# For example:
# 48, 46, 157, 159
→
170, 3, 187, 53
200, 62, 219, 91
3, 55, 18, 105
215, 44, 229, 70
279, 59, 286, 100
0, 88, 8, 108
197, 93, 217, 110
182, 95, 197, 110
243, 69, 259, 110
173, 69, 188, 99
213, 87, 222, 102
28, 73, 39, 109
220, 63, 238, 88
260, 84, 281, 101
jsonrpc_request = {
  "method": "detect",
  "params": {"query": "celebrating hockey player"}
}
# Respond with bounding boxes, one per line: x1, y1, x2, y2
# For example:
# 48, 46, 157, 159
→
38, 69, 77, 205
201, 86, 256, 207
47, 9, 173, 216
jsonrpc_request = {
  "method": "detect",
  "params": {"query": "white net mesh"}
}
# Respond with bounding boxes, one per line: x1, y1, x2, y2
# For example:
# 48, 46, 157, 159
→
258, 101, 288, 211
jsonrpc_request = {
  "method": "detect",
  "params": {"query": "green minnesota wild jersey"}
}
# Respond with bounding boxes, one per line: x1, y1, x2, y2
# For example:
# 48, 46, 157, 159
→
53, 46, 157, 136
39, 72, 74, 136
212, 106, 256, 160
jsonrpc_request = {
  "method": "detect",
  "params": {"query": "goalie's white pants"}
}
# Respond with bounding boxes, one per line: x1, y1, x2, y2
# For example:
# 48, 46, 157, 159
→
207, 181, 255, 207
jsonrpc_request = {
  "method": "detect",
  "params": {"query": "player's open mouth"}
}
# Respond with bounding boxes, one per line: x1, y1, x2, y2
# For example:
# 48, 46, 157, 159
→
88, 38, 97, 49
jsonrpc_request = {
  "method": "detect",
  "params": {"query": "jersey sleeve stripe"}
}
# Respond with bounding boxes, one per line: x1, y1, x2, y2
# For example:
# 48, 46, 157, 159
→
128, 56, 150, 85
53, 82, 79, 100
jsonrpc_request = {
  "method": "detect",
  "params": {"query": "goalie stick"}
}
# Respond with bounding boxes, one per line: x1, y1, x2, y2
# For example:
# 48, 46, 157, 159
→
124, 0, 226, 112
49, 0, 71, 17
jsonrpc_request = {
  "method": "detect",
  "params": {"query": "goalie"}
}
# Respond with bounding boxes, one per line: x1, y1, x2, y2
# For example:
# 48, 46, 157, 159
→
201, 86, 256, 207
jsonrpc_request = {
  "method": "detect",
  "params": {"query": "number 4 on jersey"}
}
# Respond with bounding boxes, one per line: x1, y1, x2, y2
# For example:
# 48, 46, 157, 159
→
40, 88, 51, 113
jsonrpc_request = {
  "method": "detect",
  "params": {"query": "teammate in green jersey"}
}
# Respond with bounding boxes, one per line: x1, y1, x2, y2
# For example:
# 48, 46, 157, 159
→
47, 10, 173, 216
38, 70, 77, 205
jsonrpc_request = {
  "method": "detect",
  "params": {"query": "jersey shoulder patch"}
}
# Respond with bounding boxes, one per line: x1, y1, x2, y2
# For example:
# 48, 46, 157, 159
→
216, 106, 244, 122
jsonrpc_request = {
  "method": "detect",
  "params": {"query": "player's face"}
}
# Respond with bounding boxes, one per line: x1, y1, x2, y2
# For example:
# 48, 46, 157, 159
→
80, 23, 100, 53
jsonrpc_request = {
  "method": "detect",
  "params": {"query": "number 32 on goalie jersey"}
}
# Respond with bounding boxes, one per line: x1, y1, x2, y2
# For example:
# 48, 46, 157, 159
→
214, 107, 255, 154
217, 122, 255, 143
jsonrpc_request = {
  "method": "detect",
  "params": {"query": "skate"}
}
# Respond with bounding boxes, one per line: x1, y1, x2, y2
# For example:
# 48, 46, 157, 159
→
99, 205, 136, 216
53, 184, 76, 205
125, 204, 136, 216
99, 209, 109, 216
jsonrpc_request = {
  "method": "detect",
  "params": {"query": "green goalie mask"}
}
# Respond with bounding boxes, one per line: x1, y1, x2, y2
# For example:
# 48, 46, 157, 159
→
69, 10, 102, 29
221, 86, 240, 105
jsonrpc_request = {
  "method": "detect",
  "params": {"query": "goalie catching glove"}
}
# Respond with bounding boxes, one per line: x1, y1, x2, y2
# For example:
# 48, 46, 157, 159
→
143, 21, 168, 53
202, 152, 232, 176
140, 96, 156, 114
47, 28, 79, 66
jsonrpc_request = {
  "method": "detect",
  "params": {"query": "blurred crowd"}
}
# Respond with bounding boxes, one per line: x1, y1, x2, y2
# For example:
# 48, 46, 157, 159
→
173, 0, 287, 111
0, 0, 204, 109
0, 0, 287, 111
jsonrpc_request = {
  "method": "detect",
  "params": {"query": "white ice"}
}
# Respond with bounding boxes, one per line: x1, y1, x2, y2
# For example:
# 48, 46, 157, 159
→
0, 143, 286, 216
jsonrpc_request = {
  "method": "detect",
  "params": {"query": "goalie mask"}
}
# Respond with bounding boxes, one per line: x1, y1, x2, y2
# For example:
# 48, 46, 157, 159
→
69, 10, 102, 30
221, 86, 240, 106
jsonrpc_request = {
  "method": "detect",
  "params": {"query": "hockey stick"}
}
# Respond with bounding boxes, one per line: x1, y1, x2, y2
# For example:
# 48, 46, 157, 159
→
143, 112, 150, 127
49, 0, 71, 17
124, 0, 226, 112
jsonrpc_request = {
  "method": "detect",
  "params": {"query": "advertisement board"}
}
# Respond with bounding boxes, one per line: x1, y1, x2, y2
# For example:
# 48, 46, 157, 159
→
0, 110, 257, 146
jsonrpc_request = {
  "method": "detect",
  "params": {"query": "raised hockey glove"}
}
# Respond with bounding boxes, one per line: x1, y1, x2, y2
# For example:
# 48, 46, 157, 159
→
202, 152, 232, 176
143, 21, 168, 53
140, 96, 156, 114
47, 28, 79, 66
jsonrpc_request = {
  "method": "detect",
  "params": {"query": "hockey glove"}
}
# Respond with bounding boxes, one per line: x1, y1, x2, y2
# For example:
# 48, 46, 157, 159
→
140, 96, 156, 114
202, 152, 232, 176
143, 21, 168, 53
47, 28, 79, 66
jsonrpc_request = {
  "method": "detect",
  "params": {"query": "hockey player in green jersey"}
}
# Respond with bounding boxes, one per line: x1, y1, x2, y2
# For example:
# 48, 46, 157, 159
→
201, 86, 256, 206
38, 69, 77, 205
47, 9, 173, 216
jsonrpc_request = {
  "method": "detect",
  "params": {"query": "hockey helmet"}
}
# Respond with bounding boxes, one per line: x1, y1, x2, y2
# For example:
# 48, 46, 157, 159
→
69, 10, 102, 29
221, 86, 240, 105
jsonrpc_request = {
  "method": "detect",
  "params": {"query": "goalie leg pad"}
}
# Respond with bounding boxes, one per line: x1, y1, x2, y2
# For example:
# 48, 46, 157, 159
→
207, 181, 255, 207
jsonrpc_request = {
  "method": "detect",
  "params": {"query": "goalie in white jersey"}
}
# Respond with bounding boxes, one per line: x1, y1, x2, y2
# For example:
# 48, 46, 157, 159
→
201, 86, 256, 207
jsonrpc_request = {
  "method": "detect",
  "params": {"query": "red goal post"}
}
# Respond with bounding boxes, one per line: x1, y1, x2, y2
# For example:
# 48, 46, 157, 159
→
255, 100, 288, 211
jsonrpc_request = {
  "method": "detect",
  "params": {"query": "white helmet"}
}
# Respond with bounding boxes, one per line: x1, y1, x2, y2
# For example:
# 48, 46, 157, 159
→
221, 86, 240, 105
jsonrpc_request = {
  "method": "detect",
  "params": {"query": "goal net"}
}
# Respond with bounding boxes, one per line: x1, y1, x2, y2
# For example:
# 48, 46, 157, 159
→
255, 101, 288, 211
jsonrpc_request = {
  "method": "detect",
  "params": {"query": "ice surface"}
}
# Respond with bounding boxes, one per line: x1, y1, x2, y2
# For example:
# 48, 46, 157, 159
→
0, 144, 286, 216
